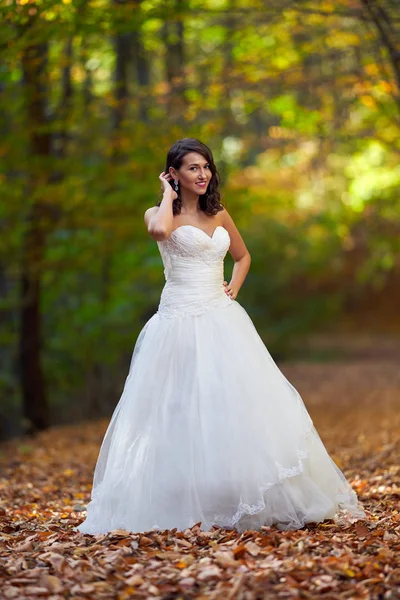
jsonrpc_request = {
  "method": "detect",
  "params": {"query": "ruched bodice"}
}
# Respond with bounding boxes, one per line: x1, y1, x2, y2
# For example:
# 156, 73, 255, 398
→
157, 225, 234, 318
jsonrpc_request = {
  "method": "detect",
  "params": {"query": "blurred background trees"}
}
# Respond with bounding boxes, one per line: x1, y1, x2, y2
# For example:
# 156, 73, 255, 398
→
0, 0, 399, 439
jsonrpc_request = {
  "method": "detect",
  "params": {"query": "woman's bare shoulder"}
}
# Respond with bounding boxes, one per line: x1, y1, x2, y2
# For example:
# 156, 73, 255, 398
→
219, 204, 234, 225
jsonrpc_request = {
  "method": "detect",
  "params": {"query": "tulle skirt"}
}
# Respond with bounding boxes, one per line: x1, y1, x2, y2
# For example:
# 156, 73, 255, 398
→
76, 301, 366, 534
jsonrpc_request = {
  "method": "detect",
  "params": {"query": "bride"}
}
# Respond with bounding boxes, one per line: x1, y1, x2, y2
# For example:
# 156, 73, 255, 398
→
76, 137, 366, 534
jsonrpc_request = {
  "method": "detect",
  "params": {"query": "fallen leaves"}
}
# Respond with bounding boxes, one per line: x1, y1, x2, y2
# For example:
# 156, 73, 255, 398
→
0, 358, 400, 598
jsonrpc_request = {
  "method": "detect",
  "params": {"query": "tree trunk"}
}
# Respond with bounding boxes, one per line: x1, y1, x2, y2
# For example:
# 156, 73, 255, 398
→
162, 0, 186, 121
113, 0, 133, 135
54, 38, 73, 164
19, 40, 51, 434
85, 0, 134, 417
132, 15, 150, 122
360, 0, 400, 110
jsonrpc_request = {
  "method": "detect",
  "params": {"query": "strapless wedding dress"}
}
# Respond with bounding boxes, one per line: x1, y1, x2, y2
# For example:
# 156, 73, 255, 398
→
76, 224, 366, 534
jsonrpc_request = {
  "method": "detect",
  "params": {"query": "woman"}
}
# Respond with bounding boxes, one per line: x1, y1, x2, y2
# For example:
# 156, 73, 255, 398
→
77, 138, 366, 534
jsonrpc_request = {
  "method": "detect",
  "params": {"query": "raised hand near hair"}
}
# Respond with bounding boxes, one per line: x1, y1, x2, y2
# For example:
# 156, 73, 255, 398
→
159, 171, 178, 201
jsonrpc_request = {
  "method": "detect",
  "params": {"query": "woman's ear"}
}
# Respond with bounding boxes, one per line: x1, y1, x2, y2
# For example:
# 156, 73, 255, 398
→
169, 167, 177, 179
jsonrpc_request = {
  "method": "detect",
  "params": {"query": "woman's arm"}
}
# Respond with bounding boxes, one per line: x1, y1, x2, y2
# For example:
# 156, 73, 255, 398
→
144, 172, 177, 241
221, 207, 251, 300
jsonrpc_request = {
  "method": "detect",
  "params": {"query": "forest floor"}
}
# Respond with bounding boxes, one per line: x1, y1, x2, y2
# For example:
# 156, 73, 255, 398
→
0, 357, 399, 599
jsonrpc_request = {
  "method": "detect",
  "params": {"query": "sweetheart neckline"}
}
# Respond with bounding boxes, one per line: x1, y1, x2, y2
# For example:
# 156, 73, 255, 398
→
171, 224, 226, 240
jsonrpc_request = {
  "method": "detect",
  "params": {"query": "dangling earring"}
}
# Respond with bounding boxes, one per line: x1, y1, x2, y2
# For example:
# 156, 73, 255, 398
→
174, 179, 179, 192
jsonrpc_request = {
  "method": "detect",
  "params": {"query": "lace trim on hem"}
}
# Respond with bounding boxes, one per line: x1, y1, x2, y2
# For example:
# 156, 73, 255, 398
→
274, 421, 314, 481
212, 422, 315, 528
212, 420, 365, 530
212, 484, 365, 530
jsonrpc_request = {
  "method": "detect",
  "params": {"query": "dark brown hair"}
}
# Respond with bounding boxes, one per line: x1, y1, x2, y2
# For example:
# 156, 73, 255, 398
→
156, 138, 224, 215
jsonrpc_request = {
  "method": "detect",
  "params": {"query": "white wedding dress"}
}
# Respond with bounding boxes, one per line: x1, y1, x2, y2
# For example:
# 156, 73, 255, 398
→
76, 224, 366, 534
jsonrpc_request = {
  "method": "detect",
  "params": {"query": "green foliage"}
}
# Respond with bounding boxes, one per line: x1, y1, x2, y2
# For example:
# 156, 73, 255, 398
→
1, 0, 400, 424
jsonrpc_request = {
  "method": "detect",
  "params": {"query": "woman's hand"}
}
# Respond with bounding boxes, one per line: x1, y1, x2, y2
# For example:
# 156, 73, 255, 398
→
223, 281, 238, 300
159, 171, 177, 200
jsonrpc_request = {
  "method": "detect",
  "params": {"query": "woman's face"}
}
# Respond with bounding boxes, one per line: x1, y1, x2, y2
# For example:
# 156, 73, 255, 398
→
170, 152, 212, 195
